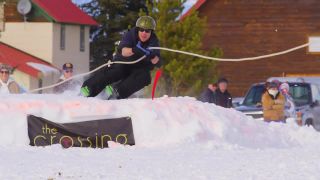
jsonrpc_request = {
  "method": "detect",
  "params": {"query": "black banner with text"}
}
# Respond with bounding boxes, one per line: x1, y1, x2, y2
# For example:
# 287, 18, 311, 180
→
27, 115, 135, 148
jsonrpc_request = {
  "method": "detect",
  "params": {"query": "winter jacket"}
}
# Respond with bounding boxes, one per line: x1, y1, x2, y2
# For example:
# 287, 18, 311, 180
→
283, 93, 296, 119
262, 91, 285, 121
198, 88, 215, 103
53, 76, 81, 94
0, 78, 20, 94
212, 89, 233, 108
114, 27, 161, 70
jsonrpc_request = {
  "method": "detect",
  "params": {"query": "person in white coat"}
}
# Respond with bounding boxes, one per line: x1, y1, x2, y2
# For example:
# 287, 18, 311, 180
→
280, 82, 296, 119
0, 64, 20, 94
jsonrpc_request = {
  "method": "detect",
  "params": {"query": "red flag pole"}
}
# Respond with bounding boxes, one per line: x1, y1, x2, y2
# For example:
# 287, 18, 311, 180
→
151, 69, 162, 100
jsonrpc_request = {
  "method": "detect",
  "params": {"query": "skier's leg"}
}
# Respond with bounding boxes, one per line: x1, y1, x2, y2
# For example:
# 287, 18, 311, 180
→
81, 65, 127, 97
115, 68, 151, 99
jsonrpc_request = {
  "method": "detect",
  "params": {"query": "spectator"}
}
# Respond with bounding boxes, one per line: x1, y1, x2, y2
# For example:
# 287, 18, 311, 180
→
198, 83, 217, 103
0, 63, 20, 94
213, 78, 232, 108
280, 82, 296, 119
53, 63, 80, 94
262, 81, 285, 123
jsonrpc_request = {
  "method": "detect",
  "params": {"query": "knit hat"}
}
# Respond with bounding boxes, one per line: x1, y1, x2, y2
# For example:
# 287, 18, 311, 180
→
280, 82, 289, 91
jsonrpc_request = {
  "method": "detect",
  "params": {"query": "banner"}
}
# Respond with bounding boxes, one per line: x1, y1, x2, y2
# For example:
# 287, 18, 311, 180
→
27, 115, 135, 148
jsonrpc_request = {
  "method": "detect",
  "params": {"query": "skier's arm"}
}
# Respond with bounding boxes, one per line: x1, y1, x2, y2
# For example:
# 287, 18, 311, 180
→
148, 38, 161, 67
122, 48, 134, 57
118, 30, 135, 58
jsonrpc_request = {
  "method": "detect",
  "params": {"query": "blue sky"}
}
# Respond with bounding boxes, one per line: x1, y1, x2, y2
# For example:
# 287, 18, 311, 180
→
72, 0, 91, 5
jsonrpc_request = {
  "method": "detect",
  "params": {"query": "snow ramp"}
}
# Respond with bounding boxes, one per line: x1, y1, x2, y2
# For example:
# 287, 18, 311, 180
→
0, 94, 319, 149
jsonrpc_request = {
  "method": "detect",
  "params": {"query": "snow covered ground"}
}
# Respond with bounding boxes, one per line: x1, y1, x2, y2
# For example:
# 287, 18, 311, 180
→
1, 94, 320, 179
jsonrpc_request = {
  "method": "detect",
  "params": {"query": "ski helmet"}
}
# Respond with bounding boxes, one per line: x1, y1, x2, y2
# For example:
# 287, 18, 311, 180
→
136, 16, 156, 30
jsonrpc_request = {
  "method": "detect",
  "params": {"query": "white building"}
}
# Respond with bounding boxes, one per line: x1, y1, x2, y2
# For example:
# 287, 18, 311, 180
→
0, 0, 97, 92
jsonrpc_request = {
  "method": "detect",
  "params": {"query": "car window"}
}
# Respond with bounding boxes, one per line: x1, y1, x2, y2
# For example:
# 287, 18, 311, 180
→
311, 84, 320, 101
242, 85, 265, 106
289, 84, 312, 106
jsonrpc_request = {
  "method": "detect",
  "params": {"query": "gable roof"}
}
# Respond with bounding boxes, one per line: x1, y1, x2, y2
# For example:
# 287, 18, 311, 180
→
180, 0, 207, 20
32, 0, 98, 26
0, 42, 58, 78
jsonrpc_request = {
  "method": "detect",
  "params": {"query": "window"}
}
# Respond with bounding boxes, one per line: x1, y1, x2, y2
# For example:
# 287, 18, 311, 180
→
80, 25, 85, 52
289, 83, 312, 106
242, 85, 265, 106
311, 84, 320, 101
60, 24, 66, 50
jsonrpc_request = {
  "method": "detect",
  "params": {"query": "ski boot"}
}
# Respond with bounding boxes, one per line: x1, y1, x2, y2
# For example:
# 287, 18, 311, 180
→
80, 86, 90, 97
105, 85, 119, 100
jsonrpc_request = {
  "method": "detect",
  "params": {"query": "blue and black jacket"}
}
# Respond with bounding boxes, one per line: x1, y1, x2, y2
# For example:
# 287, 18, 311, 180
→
114, 27, 161, 70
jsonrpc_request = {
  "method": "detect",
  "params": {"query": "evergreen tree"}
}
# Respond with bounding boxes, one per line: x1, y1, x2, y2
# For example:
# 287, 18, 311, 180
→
143, 1, 222, 96
81, 0, 147, 69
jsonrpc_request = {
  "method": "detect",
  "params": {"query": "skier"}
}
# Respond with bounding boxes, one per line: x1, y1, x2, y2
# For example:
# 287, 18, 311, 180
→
80, 16, 161, 99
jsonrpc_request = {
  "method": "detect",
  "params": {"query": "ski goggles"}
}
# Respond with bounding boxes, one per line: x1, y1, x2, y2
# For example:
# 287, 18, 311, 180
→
138, 28, 152, 33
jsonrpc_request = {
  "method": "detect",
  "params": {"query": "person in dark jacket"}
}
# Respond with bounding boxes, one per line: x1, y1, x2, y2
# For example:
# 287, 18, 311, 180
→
212, 78, 233, 108
80, 16, 161, 99
198, 83, 217, 103
53, 63, 80, 94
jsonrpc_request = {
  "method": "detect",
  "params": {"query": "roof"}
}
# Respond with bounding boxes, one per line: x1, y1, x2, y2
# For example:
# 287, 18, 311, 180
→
32, 0, 98, 26
0, 42, 58, 78
180, 0, 207, 20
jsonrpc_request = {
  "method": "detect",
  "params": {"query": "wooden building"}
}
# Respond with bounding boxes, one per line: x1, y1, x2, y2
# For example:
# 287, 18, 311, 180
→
0, 0, 97, 92
183, 0, 320, 96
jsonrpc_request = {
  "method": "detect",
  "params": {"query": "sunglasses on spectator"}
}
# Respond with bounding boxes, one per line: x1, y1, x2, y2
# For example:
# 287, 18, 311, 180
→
64, 70, 73, 73
0, 70, 9, 74
138, 28, 152, 33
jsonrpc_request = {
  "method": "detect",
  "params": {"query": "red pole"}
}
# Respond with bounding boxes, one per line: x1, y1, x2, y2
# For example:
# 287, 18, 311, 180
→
151, 69, 162, 100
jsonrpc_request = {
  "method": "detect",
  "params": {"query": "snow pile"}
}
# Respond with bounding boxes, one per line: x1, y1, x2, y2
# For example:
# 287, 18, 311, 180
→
2, 94, 320, 179
0, 94, 319, 149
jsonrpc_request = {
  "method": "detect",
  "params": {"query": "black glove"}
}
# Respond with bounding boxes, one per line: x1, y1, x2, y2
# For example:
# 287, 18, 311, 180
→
132, 41, 152, 57
148, 50, 157, 59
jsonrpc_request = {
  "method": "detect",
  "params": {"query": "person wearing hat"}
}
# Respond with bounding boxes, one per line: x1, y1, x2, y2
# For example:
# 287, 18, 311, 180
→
53, 63, 80, 94
280, 82, 296, 119
80, 16, 161, 99
262, 81, 286, 123
211, 78, 233, 108
0, 63, 20, 94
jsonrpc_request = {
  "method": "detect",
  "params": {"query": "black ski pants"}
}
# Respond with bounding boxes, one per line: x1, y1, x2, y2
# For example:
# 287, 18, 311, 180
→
82, 64, 151, 99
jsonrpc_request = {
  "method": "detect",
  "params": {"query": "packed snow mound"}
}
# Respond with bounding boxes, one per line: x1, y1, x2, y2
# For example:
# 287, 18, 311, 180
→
0, 94, 319, 149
